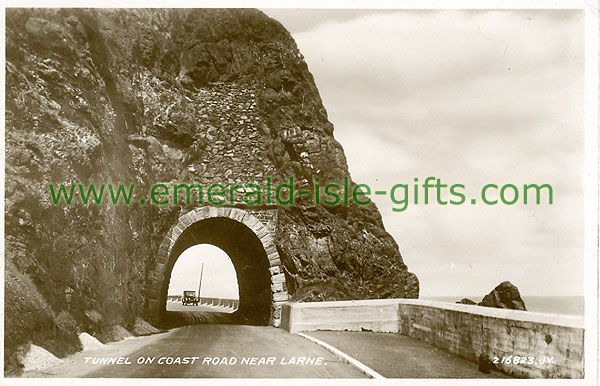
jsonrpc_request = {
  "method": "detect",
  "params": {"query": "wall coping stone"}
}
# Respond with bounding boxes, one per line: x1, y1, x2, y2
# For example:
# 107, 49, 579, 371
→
285, 299, 584, 329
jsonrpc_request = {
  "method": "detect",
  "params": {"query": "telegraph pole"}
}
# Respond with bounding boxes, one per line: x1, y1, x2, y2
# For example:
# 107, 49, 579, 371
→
197, 262, 204, 303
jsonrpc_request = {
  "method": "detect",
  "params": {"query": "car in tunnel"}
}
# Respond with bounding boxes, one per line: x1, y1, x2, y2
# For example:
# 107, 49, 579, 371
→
182, 290, 198, 306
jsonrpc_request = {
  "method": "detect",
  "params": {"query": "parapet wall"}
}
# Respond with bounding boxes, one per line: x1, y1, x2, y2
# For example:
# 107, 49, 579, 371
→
198, 297, 240, 309
281, 299, 584, 379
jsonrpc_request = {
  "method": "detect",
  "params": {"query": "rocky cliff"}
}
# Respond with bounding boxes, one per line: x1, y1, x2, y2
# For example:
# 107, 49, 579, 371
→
5, 8, 418, 370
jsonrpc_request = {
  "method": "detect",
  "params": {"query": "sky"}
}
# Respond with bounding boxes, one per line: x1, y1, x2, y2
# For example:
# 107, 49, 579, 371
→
168, 244, 239, 299
263, 9, 585, 297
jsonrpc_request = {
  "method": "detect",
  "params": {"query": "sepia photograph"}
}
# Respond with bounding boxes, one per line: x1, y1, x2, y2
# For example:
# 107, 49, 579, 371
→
2, 1, 598, 384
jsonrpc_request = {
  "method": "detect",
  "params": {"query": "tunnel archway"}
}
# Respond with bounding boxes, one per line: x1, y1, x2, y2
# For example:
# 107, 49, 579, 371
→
164, 217, 272, 324
145, 207, 288, 327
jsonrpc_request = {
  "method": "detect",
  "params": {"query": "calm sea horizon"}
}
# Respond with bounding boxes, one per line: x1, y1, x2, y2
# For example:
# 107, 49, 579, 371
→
420, 295, 584, 317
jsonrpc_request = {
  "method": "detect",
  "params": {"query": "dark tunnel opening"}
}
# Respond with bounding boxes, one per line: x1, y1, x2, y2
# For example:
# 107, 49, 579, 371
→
159, 217, 273, 327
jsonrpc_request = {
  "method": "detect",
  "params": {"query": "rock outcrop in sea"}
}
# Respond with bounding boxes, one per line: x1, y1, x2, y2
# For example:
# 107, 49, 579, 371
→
479, 281, 527, 311
455, 281, 527, 311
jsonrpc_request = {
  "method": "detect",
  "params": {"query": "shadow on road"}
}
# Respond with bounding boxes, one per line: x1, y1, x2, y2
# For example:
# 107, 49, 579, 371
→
161, 311, 239, 328
161, 300, 269, 328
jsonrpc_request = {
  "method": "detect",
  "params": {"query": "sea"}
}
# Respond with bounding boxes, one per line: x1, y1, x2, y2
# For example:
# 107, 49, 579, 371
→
420, 296, 585, 317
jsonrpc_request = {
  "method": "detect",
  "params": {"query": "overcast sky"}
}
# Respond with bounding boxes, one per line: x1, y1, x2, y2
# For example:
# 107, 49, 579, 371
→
168, 244, 239, 299
263, 9, 585, 297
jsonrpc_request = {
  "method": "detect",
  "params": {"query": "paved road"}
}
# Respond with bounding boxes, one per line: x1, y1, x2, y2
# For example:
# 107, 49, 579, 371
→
306, 331, 510, 378
23, 326, 511, 379
33, 325, 366, 378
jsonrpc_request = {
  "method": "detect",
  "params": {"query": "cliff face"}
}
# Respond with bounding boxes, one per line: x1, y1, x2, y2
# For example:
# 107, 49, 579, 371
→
5, 8, 418, 367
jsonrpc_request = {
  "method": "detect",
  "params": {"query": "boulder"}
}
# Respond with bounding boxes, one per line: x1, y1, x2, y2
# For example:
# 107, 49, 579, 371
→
132, 318, 161, 336
478, 354, 497, 374
97, 325, 133, 343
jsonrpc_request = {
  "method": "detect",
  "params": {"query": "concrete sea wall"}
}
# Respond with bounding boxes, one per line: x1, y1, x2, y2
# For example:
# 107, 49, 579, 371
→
281, 299, 584, 378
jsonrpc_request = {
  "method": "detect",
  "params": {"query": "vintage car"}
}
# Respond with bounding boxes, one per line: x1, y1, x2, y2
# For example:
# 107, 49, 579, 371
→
182, 290, 198, 306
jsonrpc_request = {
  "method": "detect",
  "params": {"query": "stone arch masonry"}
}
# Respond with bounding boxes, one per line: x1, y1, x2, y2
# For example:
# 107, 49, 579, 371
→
145, 205, 289, 327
